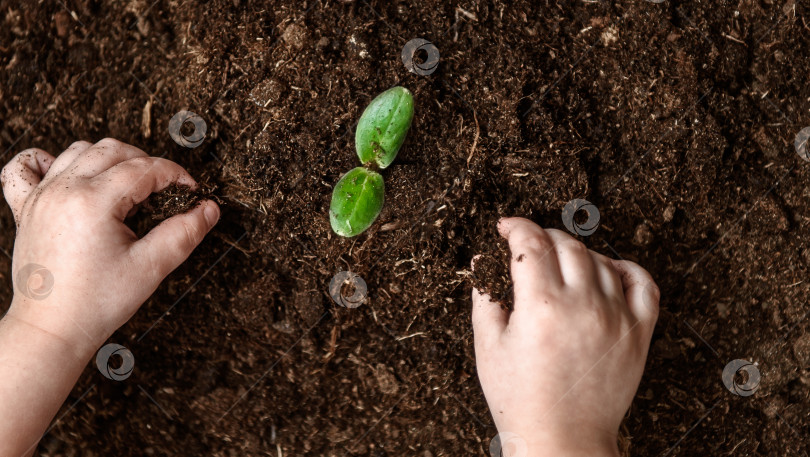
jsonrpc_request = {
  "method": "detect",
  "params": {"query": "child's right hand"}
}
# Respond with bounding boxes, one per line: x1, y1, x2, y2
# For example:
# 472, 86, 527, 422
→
472, 218, 659, 457
1, 139, 220, 359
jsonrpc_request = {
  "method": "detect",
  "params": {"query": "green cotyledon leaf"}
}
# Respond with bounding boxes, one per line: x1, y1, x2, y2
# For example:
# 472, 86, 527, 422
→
355, 86, 414, 169
329, 166, 385, 237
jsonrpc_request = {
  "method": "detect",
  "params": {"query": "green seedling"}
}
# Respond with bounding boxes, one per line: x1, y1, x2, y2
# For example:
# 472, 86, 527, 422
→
329, 167, 384, 237
329, 86, 415, 237
355, 86, 414, 169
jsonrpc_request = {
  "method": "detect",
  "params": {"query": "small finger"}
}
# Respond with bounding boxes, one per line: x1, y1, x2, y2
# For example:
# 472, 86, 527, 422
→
497, 217, 563, 304
91, 156, 197, 219
544, 228, 597, 288
608, 259, 660, 326
132, 200, 220, 280
0, 148, 55, 223
46, 140, 93, 177
68, 138, 149, 178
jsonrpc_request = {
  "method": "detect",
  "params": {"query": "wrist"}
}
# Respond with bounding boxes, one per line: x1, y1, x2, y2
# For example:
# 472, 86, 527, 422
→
528, 437, 619, 457
0, 299, 98, 456
497, 427, 620, 457
6, 296, 101, 362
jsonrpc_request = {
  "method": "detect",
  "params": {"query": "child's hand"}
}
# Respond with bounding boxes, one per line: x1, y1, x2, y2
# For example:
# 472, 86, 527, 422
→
472, 218, 659, 457
1, 139, 220, 358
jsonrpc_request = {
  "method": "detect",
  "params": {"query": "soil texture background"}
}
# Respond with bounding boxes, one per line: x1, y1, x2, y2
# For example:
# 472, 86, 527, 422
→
1, 0, 810, 455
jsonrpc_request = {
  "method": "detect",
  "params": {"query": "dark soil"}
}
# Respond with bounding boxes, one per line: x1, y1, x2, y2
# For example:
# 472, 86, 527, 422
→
471, 239, 514, 310
2, 0, 810, 456
142, 184, 214, 220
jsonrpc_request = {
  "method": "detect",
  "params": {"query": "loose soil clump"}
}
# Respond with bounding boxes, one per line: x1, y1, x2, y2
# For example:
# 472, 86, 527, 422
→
1, 1, 809, 456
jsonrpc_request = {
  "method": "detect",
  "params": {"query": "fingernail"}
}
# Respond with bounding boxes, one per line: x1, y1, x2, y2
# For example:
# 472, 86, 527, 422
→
204, 202, 220, 226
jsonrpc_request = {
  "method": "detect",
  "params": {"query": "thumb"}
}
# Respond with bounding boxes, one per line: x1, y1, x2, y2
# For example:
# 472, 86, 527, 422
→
132, 200, 220, 280
471, 256, 508, 346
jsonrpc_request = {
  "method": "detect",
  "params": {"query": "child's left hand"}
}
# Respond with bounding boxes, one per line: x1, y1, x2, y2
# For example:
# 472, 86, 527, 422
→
0, 138, 219, 456
2, 138, 220, 358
